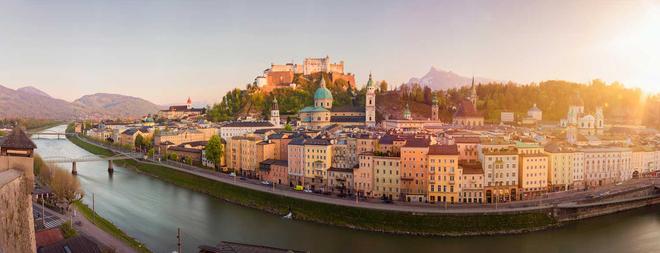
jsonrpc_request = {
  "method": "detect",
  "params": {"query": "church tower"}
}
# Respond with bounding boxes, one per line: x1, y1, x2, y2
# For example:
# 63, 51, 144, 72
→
431, 95, 439, 121
468, 76, 478, 108
270, 97, 280, 127
186, 97, 192, 109
365, 73, 376, 127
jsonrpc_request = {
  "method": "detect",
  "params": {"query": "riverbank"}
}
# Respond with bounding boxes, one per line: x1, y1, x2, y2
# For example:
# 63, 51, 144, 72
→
73, 201, 151, 253
66, 134, 559, 236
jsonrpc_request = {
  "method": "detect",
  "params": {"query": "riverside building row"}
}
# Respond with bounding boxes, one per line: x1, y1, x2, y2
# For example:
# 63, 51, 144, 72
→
225, 128, 659, 204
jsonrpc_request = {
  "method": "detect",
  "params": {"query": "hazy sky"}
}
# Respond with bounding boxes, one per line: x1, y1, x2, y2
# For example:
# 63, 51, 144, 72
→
0, 0, 658, 105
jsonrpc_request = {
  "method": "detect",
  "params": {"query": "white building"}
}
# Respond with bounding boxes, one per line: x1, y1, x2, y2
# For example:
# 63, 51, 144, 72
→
581, 147, 632, 187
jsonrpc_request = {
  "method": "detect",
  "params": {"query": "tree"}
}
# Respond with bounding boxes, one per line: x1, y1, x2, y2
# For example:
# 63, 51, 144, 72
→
379, 81, 388, 92
169, 153, 178, 161
284, 123, 293, 131
134, 134, 144, 151
185, 156, 193, 165
50, 166, 84, 213
147, 148, 155, 158
204, 135, 223, 169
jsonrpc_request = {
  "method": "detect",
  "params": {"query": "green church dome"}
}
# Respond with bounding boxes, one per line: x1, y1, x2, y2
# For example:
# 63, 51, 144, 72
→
314, 87, 333, 100
314, 77, 333, 100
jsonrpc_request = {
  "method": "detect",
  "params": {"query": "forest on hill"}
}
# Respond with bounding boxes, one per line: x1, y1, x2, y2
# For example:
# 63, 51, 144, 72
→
206, 73, 379, 122
207, 76, 659, 129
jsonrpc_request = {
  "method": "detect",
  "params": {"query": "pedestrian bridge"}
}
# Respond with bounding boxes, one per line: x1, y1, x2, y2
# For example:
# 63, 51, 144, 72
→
29, 130, 76, 139
42, 154, 129, 174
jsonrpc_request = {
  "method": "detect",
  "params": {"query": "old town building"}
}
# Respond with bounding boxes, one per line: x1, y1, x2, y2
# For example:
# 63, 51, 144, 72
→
460, 162, 484, 204
427, 144, 460, 204
372, 156, 401, 200
517, 142, 549, 199
400, 138, 431, 202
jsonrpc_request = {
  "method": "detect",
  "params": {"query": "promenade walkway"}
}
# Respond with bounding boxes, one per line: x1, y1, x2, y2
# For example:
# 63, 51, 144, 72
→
34, 203, 138, 253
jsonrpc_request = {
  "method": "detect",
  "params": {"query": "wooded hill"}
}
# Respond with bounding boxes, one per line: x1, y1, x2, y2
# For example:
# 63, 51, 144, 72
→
207, 77, 659, 129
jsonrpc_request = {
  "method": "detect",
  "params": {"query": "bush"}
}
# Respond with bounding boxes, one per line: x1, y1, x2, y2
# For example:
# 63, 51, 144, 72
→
60, 221, 77, 238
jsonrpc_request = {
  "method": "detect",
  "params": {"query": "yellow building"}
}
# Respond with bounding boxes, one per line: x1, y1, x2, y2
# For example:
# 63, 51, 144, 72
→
226, 134, 263, 177
372, 156, 401, 200
427, 144, 461, 204
303, 139, 333, 191
544, 143, 576, 191
516, 142, 549, 199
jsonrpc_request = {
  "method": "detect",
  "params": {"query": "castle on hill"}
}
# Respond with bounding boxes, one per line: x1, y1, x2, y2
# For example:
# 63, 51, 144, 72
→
255, 56, 356, 93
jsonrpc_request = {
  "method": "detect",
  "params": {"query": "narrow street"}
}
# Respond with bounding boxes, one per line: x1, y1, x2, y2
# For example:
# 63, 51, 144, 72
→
33, 203, 137, 253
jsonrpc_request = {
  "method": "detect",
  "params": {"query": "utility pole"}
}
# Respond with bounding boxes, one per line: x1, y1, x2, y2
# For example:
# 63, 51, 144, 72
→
92, 193, 95, 224
177, 227, 182, 253
41, 197, 45, 227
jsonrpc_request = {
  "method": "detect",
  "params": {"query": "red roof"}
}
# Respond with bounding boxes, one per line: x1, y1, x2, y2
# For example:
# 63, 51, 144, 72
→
453, 100, 481, 117
428, 144, 459, 155
35, 228, 64, 247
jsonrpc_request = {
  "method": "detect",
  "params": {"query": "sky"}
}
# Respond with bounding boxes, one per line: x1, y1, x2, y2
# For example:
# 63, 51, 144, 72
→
0, 0, 658, 105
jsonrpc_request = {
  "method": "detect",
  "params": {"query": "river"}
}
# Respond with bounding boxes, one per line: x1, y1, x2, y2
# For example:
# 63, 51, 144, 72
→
33, 125, 660, 253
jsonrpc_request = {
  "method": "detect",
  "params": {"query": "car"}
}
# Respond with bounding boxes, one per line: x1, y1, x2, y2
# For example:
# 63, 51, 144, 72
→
303, 189, 313, 193
229, 172, 236, 177
239, 177, 247, 181
294, 185, 304, 191
261, 181, 271, 185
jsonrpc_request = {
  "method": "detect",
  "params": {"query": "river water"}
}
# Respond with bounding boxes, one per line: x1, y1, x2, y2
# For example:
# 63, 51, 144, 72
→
33, 125, 660, 253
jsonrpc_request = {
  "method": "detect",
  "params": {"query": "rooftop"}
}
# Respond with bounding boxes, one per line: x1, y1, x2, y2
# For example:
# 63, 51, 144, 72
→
428, 144, 459, 155
222, 121, 275, 128
0, 127, 37, 149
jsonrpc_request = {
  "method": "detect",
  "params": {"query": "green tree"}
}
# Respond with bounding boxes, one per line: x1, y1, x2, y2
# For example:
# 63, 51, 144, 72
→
284, 123, 293, 131
134, 134, 144, 151
204, 135, 223, 169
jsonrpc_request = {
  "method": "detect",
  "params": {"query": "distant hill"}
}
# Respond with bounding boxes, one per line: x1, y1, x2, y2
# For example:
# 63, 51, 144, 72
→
0, 85, 162, 120
16, 86, 52, 98
74, 93, 163, 119
0, 85, 90, 119
407, 67, 498, 90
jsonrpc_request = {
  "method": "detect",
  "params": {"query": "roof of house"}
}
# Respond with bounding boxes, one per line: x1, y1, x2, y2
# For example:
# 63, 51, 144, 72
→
403, 138, 431, 148
453, 100, 482, 118
299, 106, 329, 113
199, 241, 306, 253
304, 138, 331, 146
428, 144, 459, 155
330, 116, 365, 123
38, 235, 101, 253
453, 136, 481, 144
222, 121, 274, 128
35, 228, 65, 247
0, 127, 37, 149
460, 162, 484, 175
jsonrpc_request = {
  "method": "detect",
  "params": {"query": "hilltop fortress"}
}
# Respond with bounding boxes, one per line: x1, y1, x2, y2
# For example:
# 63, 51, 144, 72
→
255, 56, 356, 92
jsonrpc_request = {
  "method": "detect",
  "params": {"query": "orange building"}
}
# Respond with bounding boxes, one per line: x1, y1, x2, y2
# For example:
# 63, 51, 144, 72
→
400, 138, 431, 202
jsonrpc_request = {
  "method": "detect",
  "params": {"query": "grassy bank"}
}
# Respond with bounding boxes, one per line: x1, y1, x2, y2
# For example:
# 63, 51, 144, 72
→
73, 201, 152, 253
71, 134, 558, 235
67, 135, 115, 157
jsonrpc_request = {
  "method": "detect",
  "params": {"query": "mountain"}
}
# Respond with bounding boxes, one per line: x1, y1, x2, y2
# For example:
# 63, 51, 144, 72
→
0, 85, 162, 119
407, 67, 498, 90
16, 86, 52, 98
0, 85, 90, 119
74, 93, 163, 118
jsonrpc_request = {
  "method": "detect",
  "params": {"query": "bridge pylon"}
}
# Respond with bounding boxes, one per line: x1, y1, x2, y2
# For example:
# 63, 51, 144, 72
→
108, 160, 114, 174
72, 161, 77, 175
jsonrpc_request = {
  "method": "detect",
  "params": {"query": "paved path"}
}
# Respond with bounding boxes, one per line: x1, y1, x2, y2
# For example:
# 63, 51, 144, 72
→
74, 135, 660, 214
34, 203, 137, 253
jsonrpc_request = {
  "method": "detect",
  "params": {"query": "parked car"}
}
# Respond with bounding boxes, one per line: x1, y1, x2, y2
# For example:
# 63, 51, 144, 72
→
239, 177, 246, 181
294, 185, 304, 191
261, 181, 271, 185
303, 189, 313, 193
